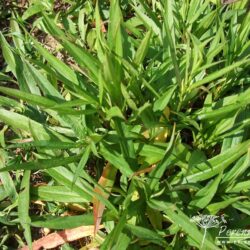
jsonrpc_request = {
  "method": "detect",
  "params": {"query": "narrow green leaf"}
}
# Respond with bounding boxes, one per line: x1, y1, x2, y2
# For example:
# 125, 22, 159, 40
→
207, 196, 246, 214
0, 155, 81, 172
232, 201, 250, 216
0, 32, 16, 74
222, 150, 250, 186
153, 85, 176, 112
42, 15, 100, 83
132, 4, 162, 43
106, 106, 125, 120
189, 173, 222, 209
134, 29, 152, 65
31, 186, 88, 203
149, 123, 176, 190
30, 37, 79, 85
9, 141, 81, 150
10, 12, 25, 51
190, 59, 250, 90
99, 143, 134, 177
108, 0, 123, 58
226, 180, 250, 193
31, 214, 93, 229
162, 0, 181, 85
22, 3, 46, 20
18, 170, 32, 249
0, 185, 7, 201
197, 102, 245, 120
72, 146, 91, 185
100, 209, 128, 250
0, 108, 51, 140
0, 149, 18, 203
0, 86, 57, 107
125, 224, 167, 247
180, 139, 250, 183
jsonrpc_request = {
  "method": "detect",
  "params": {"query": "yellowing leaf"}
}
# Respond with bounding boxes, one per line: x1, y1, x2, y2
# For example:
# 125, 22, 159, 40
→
93, 163, 117, 235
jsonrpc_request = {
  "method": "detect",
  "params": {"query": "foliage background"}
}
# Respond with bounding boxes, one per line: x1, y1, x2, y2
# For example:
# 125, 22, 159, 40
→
0, 0, 250, 249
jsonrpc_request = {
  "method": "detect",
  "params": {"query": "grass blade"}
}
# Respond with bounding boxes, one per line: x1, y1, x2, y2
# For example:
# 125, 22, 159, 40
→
18, 170, 32, 249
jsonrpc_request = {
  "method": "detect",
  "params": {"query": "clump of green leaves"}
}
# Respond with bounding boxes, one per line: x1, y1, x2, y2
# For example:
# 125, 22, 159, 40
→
0, 0, 250, 249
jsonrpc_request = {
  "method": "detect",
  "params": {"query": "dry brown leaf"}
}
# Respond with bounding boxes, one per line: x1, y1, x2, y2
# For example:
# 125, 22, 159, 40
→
20, 225, 102, 250
132, 164, 156, 177
93, 162, 117, 235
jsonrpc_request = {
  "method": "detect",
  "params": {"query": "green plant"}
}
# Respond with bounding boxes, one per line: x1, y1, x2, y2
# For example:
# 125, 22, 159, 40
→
0, 0, 250, 249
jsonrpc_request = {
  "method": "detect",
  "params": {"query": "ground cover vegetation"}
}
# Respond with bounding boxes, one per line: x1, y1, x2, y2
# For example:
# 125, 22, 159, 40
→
0, 0, 250, 249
